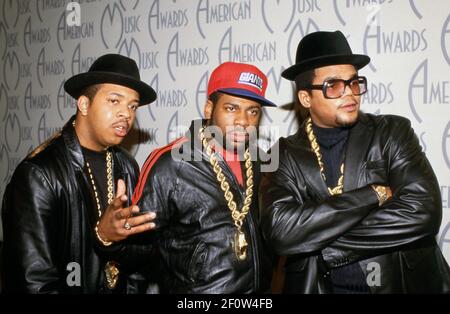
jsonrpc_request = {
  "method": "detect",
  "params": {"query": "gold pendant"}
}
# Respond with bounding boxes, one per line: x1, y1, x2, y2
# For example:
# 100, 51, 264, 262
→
104, 261, 119, 289
234, 230, 248, 261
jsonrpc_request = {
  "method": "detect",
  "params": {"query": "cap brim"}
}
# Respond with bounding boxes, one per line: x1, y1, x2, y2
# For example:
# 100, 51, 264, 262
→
64, 72, 157, 106
282, 54, 370, 81
218, 88, 277, 107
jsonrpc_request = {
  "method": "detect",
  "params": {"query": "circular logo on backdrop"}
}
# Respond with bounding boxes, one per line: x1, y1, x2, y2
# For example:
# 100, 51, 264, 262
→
408, 59, 427, 124
409, 0, 423, 20
4, 112, 21, 153
167, 31, 209, 82
332, 0, 347, 26
37, 112, 62, 144
261, 0, 295, 34
148, 0, 186, 44
57, 80, 77, 122
36, 0, 43, 22
100, 2, 124, 49
167, 32, 181, 81
36, 47, 46, 88
119, 0, 139, 12
286, 19, 319, 66
23, 16, 32, 57
217, 26, 276, 65
0, 144, 10, 183
23, 81, 52, 123
35, 0, 68, 23
56, 10, 67, 53
148, 0, 161, 44
0, 22, 7, 59
166, 110, 188, 144
439, 222, 450, 260
0, 83, 8, 122
443, 120, 450, 170
441, 13, 450, 66
71, 43, 96, 76
3, 51, 20, 90
147, 73, 159, 122
118, 37, 142, 69
195, 70, 208, 118
23, 16, 51, 57
265, 66, 288, 124
2, 0, 19, 29
196, 0, 252, 39
23, 82, 32, 121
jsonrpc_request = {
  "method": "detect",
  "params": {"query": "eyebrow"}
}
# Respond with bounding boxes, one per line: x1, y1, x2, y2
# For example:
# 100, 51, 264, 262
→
109, 92, 140, 103
223, 102, 261, 110
322, 73, 358, 81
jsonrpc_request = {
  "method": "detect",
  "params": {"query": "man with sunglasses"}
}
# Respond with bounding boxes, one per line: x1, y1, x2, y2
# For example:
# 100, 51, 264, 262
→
260, 30, 450, 293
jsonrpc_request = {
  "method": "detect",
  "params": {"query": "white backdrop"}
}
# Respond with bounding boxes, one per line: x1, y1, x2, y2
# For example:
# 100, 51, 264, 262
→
0, 0, 449, 263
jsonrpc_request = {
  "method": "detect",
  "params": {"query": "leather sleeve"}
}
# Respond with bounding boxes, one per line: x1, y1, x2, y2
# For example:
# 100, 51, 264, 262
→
97, 153, 176, 271
1, 162, 62, 293
259, 140, 379, 256
322, 119, 442, 265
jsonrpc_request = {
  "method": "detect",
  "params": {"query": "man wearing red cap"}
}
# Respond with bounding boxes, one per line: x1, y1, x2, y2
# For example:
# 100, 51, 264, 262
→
260, 30, 450, 293
111, 62, 275, 293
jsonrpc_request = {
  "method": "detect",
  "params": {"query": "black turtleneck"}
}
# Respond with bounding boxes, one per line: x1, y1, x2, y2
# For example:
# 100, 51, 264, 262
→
312, 124, 348, 188
82, 146, 109, 212
312, 123, 370, 293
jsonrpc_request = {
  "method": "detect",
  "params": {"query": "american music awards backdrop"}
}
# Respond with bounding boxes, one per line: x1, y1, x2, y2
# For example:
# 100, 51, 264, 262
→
0, 0, 449, 263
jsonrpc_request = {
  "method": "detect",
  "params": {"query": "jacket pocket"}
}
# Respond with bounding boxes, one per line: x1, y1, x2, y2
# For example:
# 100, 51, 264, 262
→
188, 240, 208, 283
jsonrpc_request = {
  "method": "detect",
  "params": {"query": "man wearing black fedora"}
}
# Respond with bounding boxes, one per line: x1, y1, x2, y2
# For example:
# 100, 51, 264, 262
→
260, 30, 450, 293
2, 54, 157, 293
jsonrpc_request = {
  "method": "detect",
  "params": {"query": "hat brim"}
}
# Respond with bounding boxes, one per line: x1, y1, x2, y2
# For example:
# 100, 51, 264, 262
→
281, 54, 370, 81
64, 71, 157, 106
218, 88, 277, 107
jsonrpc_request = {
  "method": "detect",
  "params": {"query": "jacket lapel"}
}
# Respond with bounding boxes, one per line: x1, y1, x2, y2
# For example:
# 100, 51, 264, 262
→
112, 148, 134, 207
290, 128, 330, 198
343, 113, 374, 191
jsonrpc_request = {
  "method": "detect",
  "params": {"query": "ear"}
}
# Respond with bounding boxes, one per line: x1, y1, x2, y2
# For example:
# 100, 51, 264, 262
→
204, 100, 214, 119
77, 96, 89, 116
297, 90, 311, 109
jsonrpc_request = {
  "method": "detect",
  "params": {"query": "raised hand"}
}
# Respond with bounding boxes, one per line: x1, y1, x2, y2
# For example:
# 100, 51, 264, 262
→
96, 179, 156, 243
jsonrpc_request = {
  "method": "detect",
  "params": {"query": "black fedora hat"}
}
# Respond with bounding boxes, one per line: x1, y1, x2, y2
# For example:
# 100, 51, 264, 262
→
282, 30, 370, 81
64, 54, 156, 106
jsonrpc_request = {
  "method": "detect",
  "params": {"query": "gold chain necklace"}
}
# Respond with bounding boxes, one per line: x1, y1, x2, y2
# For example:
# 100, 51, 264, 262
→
73, 119, 119, 289
86, 151, 114, 216
85, 150, 119, 290
199, 126, 253, 261
305, 117, 344, 195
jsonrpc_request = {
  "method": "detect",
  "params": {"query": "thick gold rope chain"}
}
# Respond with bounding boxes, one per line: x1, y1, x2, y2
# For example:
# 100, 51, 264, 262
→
73, 120, 119, 288
86, 150, 119, 289
305, 117, 344, 195
199, 126, 253, 261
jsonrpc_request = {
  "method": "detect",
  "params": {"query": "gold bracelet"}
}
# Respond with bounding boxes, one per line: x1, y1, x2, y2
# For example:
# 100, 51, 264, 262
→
95, 221, 113, 246
371, 185, 388, 206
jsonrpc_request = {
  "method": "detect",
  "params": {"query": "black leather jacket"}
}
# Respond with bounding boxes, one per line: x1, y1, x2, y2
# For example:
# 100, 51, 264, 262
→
260, 113, 450, 293
126, 120, 272, 293
1, 116, 148, 293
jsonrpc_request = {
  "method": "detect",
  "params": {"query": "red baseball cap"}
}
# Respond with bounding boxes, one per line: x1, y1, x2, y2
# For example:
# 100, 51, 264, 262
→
207, 62, 276, 107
